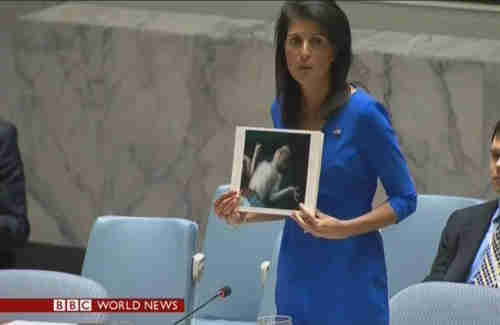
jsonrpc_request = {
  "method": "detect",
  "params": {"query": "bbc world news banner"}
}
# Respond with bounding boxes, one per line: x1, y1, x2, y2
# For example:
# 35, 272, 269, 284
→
0, 298, 184, 313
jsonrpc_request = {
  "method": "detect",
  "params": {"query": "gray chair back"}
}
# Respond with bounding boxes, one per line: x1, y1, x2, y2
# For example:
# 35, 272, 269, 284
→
257, 230, 283, 318
382, 194, 483, 297
82, 216, 198, 325
390, 282, 500, 325
0, 269, 108, 323
194, 185, 284, 322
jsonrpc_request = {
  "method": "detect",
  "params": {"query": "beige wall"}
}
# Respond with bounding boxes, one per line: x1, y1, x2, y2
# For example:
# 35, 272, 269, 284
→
4, 3, 499, 248
86, 1, 500, 41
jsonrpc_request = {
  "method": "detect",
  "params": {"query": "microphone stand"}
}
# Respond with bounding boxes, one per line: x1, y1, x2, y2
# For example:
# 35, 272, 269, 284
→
173, 293, 220, 325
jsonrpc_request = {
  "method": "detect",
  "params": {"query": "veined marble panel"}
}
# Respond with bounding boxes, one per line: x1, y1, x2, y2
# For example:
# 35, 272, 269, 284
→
4, 3, 500, 246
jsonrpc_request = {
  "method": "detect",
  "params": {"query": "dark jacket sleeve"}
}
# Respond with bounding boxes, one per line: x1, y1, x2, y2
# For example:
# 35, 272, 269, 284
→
423, 211, 458, 281
0, 122, 29, 249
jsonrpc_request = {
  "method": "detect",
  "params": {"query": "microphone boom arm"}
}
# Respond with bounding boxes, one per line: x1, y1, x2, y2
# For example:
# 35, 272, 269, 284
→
173, 286, 231, 325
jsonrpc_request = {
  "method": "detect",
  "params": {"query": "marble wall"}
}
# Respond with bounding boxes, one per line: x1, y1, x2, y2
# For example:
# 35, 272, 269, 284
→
4, 3, 500, 247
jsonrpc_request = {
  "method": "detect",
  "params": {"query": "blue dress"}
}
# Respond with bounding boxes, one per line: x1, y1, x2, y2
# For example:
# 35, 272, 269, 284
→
271, 88, 417, 325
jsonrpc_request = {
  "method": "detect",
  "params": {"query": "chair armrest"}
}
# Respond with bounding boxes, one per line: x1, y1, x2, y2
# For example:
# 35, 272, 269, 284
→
260, 260, 271, 287
192, 253, 205, 283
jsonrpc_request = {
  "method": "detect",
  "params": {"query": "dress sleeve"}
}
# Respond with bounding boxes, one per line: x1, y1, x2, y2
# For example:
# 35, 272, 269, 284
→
358, 101, 417, 223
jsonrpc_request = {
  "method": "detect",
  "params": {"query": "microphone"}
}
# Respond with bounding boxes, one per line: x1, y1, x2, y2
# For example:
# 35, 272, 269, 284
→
173, 286, 232, 325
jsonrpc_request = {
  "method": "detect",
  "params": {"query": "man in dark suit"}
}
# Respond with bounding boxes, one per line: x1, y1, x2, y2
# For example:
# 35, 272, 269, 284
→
0, 119, 30, 268
425, 120, 500, 284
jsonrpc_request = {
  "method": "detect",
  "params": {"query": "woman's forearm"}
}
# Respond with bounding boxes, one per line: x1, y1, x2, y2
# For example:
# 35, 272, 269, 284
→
343, 202, 397, 236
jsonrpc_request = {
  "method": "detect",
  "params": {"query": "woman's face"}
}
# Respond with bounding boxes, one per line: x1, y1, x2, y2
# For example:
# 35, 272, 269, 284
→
285, 19, 335, 88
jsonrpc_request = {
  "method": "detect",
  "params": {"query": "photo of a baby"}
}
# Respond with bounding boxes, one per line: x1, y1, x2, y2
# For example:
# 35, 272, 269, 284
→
239, 129, 311, 211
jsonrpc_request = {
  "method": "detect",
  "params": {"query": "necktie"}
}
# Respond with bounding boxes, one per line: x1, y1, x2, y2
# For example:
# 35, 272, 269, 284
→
473, 222, 500, 288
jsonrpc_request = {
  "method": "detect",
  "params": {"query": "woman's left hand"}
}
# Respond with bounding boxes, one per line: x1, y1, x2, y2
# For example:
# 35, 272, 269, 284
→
290, 203, 351, 240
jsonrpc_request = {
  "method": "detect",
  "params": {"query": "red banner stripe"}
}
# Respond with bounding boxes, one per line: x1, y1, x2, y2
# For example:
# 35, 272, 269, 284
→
0, 299, 52, 312
0, 299, 184, 313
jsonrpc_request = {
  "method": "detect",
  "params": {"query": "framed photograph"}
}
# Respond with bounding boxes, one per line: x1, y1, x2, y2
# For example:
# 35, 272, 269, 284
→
230, 126, 324, 216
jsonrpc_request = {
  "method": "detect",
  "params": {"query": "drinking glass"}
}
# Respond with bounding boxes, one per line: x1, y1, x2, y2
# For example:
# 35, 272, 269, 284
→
258, 315, 292, 325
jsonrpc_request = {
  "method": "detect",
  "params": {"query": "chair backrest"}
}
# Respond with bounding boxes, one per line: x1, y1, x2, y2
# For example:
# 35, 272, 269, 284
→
382, 194, 484, 297
258, 230, 283, 318
194, 185, 284, 322
390, 282, 500, 325
0, 269, 108, 323
82, 216, 198, 325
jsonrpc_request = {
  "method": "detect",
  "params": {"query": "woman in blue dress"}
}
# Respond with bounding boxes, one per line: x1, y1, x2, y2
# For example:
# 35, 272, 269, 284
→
214, 1, 417, 324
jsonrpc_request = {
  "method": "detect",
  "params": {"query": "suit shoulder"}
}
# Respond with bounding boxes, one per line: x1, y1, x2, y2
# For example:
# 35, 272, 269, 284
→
446, 200, 497, 227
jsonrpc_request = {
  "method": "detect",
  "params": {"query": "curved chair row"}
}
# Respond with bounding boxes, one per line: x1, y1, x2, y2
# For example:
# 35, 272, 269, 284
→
1, 187, 494, 325
389, 281, 500, 325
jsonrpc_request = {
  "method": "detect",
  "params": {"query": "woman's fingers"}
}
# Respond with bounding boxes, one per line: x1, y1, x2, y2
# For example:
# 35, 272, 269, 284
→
298, 203, 317, 226
220, 193, 240, 216
292, 211, 305, 225
214, 190, 245, 226
215, 191, 237, 206
225, 201, 239, 221
289, 211, 300, 225
214, 191, 238, 213
290, 210, 311, 234
215, 190, 238, 204
214, 198, 230, 218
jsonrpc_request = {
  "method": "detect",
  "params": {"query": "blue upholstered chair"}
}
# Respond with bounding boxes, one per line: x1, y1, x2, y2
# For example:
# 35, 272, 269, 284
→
257, 230, 283, 318
382, 194, 484, 297
192, 185, 284, 325
0, 269, 109, 323
390, 282, 500, 325
82, 216, 198, 325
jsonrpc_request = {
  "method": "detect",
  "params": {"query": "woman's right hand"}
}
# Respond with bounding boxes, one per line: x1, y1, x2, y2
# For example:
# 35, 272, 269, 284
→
213, 190, 245, 225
